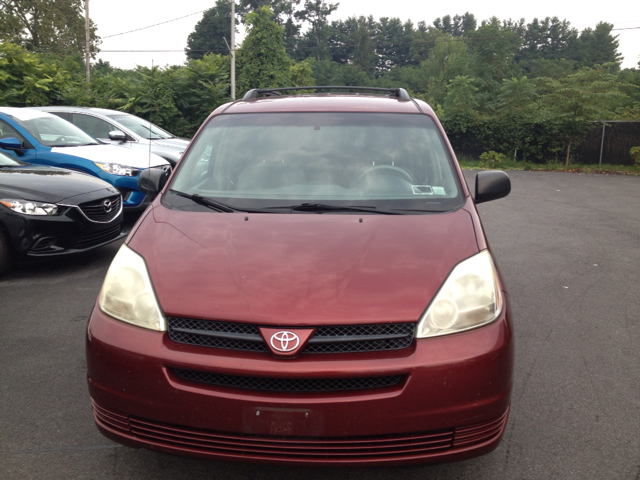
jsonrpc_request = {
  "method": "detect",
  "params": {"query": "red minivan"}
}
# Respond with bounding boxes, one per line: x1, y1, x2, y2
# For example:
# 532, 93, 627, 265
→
86, 87, 513, 466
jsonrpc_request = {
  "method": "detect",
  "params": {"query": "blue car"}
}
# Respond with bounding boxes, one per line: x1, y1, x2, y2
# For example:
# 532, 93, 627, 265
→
0, 108, 171, 211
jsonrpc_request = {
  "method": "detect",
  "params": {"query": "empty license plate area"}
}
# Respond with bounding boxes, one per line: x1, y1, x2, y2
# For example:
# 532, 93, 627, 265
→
243, 406, 324, 437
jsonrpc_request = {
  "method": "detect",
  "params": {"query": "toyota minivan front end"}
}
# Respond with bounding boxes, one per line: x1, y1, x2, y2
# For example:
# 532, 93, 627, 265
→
86, 87, 513, 466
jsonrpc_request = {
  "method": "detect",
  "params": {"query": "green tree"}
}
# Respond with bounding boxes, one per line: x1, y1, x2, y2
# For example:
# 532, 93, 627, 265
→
414, 32, 472, 105
0, 42, 70, 106
497, 76, 537, 112
433, 13, 476, 37
536, 64, 627, 165
468, 17, 521, 95
518, 17, 577, 65
295, 0, 339, 61
236, 6, 292, 93
185, 0, 236, 61
572, 22, 622, 68
375, 17, 415, 71
289, 59, 315, 86
172, 55, 230, 134
0, 0, 99, 56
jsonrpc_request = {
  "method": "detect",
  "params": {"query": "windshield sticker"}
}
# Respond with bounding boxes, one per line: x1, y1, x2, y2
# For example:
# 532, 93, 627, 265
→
412, 185, 433, 195
432, 186, 446, 195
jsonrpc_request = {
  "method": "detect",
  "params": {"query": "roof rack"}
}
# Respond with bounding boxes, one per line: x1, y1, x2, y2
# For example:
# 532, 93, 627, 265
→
241, 86, 411, 102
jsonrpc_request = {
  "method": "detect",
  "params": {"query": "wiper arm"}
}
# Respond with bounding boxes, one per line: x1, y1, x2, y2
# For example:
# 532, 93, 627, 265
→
169, 189, 236, 212
270, 203, 403, 215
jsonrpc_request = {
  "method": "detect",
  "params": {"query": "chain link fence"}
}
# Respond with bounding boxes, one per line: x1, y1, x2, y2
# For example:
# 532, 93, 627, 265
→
574, 121, 640, 165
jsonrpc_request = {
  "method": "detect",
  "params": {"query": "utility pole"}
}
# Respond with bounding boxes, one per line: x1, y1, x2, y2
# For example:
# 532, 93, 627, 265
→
230, 0, 236, 100
84, 0, 91, 83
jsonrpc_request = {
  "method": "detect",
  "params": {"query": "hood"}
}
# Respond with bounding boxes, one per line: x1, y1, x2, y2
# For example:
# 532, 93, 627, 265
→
51, 144, 168, 168
152, 138, 190, 150
0, 165, 116, 203
128, 204, 480, 325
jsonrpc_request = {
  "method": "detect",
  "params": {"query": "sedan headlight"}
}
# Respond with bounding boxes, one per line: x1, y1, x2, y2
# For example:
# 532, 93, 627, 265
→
99, 244, 165, 331
94, 162, 138, 176
417, 250, 503, 338
0, 199, 58, 215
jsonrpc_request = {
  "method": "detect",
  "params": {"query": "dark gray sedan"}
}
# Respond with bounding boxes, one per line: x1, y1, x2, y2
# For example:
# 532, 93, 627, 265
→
0, 151, 125, 275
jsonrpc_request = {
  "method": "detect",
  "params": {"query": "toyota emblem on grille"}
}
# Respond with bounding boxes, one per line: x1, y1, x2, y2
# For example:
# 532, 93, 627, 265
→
270, 331, 300, 352
103, 199, 113, 213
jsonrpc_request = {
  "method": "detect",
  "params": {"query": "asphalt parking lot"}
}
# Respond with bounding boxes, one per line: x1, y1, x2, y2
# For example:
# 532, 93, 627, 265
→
1, 170, 639, 479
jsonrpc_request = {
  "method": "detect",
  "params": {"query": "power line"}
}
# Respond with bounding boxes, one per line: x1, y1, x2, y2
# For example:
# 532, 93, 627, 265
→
102, 10, 207, 39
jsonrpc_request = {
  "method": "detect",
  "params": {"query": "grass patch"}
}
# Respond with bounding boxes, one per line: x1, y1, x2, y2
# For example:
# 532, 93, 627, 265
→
457, 157, 640, 176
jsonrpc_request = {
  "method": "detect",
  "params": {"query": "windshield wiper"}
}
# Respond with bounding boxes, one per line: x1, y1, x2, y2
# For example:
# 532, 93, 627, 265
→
169, 189, 236, 212
169, 190, 271, 213
267, 203, 403, 215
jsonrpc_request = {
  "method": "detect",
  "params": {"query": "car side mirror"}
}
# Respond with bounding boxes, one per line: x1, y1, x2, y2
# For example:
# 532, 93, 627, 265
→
0, 137, 24, 154
138, 168, 169, 196
108, 131, 126, 142
475, 171, 511, 204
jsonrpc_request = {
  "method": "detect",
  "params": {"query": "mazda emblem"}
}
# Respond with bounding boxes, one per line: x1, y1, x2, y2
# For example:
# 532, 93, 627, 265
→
270, 331, 300, 352
103, 199, 113, 213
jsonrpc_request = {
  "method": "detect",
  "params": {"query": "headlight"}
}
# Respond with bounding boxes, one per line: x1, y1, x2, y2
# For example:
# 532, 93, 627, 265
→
416, 250, 503, 338
94, 162, 138, 176
98, 244, 165, 331
0, 199, 58, 215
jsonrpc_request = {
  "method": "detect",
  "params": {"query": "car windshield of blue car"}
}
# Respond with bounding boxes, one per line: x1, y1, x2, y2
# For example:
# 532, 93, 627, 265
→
108, 114, 174, 140
11, 111, 99, 147
169, 113, 464, 213
0, 151, 27, 167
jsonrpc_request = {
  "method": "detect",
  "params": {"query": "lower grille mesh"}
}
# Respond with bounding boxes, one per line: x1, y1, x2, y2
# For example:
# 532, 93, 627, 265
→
92, 401, 509, 463
173, 369, 404, 392
74, 223, 122, 249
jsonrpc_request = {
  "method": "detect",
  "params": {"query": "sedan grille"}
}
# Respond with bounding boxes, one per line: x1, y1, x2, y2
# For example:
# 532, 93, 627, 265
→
167, 317, 415, 355
74, 223, 122, 249
173, 369, 404, 392
78, 195, 121, 222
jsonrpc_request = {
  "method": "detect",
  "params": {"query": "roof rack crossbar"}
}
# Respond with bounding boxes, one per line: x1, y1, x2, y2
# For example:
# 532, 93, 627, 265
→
242, 86, 411, 101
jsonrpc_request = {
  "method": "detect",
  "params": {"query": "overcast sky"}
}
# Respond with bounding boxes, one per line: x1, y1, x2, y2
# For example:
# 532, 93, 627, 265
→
92, 0, 639, 70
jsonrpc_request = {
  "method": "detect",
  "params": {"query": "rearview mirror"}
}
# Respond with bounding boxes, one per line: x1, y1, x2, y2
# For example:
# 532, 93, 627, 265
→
108, 131, 126, 142
475, 171, 511, 204
0, 137, 24, 154
139, 168, 169, 196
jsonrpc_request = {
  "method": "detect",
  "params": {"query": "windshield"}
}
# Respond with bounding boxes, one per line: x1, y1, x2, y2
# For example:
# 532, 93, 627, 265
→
0, 151, 27, 167
12, 114, 99, 147
108, 114, 174, 140
170, 113, 463, 213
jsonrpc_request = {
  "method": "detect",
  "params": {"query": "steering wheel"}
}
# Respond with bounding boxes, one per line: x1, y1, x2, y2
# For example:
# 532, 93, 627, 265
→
354, 165, 414, 186
55, 136, 68, 143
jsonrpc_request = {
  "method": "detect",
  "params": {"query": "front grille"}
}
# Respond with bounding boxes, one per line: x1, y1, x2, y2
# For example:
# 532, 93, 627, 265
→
168, 318, 267, 352
78, 195, 121, 222
308, 324, 414, 353
74, 223, 122, 249
92, 401, 509, 463
173, 369, 404, 392
167, 317, 415, 355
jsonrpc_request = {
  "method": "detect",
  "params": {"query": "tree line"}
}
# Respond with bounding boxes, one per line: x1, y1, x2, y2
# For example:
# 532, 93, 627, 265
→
1, 0, 639, 164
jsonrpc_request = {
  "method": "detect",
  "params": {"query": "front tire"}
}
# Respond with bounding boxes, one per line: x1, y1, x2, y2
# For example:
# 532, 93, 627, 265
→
0, 229, 12, 276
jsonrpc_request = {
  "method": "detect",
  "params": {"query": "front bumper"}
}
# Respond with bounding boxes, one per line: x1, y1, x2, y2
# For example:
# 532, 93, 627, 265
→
86, 302, 513, 466
1, 205, 125, 259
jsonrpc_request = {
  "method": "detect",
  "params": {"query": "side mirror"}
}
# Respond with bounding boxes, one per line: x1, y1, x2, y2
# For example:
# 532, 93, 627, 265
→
108, 131, 126, 142
138, 168, 169, 196
0, 137, 24, 154
475, 170, 511, 204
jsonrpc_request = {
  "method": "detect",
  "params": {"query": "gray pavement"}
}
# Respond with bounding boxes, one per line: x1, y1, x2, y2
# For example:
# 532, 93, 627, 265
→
1, 170, 639, 479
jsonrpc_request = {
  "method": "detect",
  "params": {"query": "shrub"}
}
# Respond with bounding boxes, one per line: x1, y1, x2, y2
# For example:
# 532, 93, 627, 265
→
631, 146, 640, 165
479, 151, 507, 167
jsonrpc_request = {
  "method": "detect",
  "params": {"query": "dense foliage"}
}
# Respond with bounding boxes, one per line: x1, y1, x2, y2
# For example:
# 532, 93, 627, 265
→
1, 2, 639, 162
